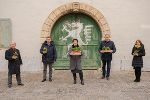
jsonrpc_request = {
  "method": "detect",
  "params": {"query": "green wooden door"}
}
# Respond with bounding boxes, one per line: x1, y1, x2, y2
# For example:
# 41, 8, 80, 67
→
51, 13, 101, 69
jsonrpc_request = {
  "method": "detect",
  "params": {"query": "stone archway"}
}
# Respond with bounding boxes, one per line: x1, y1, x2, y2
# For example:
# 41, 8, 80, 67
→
40, 2, 110, 42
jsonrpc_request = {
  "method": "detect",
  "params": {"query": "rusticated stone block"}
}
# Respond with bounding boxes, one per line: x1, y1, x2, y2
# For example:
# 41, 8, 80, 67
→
41, 2, 110, 43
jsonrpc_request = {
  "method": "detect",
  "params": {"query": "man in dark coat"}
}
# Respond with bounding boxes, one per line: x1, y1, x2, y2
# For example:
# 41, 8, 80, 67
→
132, 40, 145, 82
40, 36, 57, 82
5, 41, 24, 88
99, 34, 116, 80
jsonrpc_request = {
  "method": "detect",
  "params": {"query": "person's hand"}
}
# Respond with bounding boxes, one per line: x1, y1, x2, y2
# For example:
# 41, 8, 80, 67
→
109, 50, 113, 53
12, 55, 17, 59
133, 53, 138, 56
100, 50, 105, 53
43, 51, 47, 54
43, 47, 47, 54
69, 52, 74, 55
135, 54, 138, 56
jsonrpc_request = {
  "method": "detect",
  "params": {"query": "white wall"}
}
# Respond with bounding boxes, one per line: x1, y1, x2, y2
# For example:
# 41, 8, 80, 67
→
0, 0, 150, 71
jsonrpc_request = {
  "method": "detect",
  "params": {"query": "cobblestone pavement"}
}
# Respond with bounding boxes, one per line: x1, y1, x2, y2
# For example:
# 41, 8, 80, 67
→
0, 70, 150, 100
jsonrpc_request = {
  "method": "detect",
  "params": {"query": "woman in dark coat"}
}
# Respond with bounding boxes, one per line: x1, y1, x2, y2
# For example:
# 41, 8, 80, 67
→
5, 41, 24, 88
132, 40, 145, 82
68, 39, 84, 85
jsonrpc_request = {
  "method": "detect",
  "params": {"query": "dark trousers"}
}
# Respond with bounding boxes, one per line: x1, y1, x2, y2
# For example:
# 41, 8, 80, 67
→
102, 60, 111, 77
72, 71, 83, 81
8, 73, 22, 85
134, 67, 141, 81
43, 63, 53, 80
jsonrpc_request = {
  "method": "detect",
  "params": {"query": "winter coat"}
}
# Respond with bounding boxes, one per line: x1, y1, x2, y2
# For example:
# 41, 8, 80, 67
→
40, 41, 57, 64
68, 45, 83, 70
132, 44, 145, 68
5, 48, 22, 75
98, 40, 116, 60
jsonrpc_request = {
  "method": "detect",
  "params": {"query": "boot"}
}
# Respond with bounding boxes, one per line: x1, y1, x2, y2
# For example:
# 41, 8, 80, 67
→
81, 80, 84, 85
106, 77, 110, 80
18, 83, 24, 86
74, 79, 77, 84
101, 76, 105, 79
73, 73, 77, 84
8, 84, 12, 88
49, 78, 52, 82
41, 79, 46, 82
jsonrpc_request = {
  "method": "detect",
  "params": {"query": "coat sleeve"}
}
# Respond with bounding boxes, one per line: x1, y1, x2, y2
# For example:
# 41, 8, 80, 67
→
5, 50, 13, 60
18, 50, 23, 65
138, 45, 145, 56
98, 41, 102, 53
40, 44, 44, 54
80, 46, 84, 58
112, 41, 116, 53
53, 44, 57, 61
67, 46, 72, 56
131, 47, 134, 55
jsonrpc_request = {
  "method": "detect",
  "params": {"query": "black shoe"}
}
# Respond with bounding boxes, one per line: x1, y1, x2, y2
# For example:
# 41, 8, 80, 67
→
137, 80, 140, 82
49, 78, 52, 82
8, 84, 12, 88
74, 80, 77, 84
134, 79, 137, 82
18, 83, 24, 86
81, 80, 84, 85
41, 79, 46, 82
101, 76, 105, 79
134, 79, 140, 82
106, 77, 110, 80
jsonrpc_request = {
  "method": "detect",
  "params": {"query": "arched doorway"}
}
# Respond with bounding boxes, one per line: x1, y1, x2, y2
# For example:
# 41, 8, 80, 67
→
41, 2, 110, 69
51, 13, 101, 69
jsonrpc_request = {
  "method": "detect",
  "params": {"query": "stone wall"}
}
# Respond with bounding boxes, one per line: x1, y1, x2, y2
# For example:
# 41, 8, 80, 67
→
0, 0, 150, 71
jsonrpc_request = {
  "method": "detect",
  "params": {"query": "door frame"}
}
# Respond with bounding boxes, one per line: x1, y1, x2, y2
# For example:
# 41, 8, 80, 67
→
40, 2, 111, 69
41, 2, 110, 41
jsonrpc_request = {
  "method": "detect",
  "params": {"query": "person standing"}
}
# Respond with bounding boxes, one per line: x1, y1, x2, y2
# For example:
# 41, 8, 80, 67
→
68, 39, 84, 85
40, 36, 57, 82
5, 41, 24, 88
99, 34, 116, 80
132, 40, 145, 82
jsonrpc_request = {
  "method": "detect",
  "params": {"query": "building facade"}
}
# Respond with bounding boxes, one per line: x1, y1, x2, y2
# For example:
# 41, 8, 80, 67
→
0, 0, 150, 71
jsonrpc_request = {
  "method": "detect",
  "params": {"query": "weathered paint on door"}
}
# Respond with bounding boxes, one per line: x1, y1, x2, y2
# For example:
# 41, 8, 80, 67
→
51, 13, 101, 69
